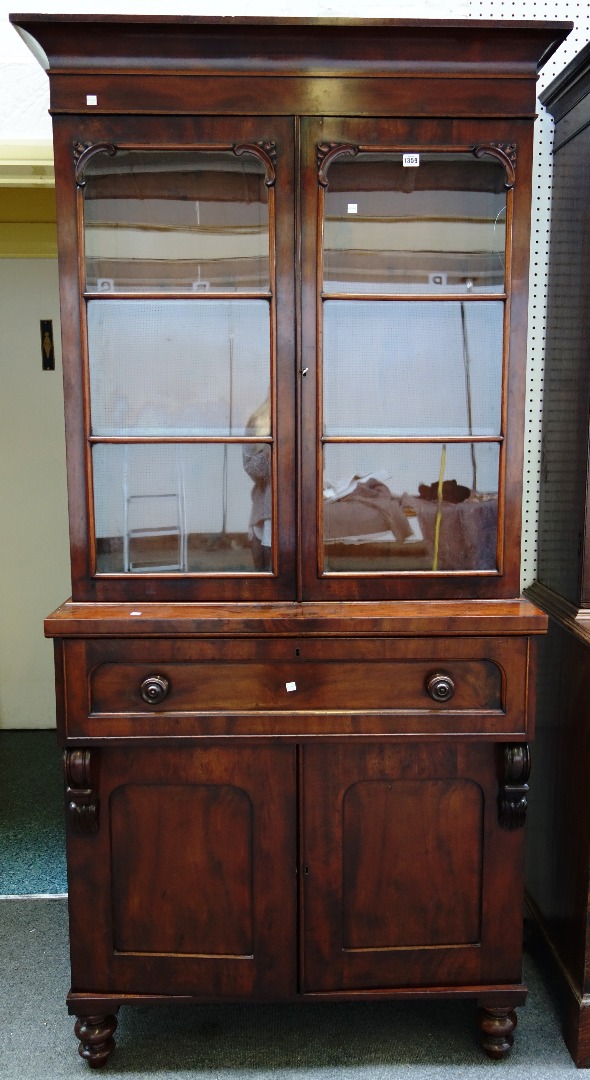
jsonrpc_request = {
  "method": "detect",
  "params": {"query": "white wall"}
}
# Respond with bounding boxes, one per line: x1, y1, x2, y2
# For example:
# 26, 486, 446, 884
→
0, 0, 587, 728
0, 258, 69, 727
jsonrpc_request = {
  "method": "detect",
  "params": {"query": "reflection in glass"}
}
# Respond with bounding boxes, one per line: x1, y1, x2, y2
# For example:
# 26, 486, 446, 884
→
324, 152, 507, 294
83, 149, 270, 292
322, 442, 499, 572
323, 300, 503, 437
88, 299, 270, 437
243, 396, 272, 570
93, 442, 273, 574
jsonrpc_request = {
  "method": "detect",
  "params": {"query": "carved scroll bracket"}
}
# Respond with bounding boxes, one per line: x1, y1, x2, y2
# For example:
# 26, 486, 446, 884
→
234, 141, 277, 187
317, 143, 359, 187
473, 142, 517, 189
498, 744, 530, 830
65, 750, 99, 834
74, 141, 118, 187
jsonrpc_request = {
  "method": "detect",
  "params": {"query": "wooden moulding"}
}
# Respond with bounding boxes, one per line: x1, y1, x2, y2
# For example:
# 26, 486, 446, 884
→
44, 598, 548, 639
11, 16, 571, 77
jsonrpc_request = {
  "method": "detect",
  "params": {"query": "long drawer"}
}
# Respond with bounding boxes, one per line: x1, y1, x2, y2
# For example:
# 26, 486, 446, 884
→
57, 635, 534, 739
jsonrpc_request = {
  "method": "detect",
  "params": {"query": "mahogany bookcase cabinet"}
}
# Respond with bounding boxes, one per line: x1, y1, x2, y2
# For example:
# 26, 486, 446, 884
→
11, 14, 569, 1068
525, 42, 590, 1069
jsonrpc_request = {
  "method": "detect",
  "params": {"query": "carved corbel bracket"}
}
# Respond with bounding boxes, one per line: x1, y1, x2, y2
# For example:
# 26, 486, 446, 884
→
498, 744, 530, 830
65, 750, 99, 834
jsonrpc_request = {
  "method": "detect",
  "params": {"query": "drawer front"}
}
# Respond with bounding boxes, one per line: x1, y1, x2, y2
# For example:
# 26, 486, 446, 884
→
60, 636, 533, 739
90, 658, 500, 713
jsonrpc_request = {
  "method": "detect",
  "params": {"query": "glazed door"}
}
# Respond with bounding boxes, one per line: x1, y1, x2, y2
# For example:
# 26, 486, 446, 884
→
55, 110, 533, 605
65, 744, 297, 998
300, 116, 532, 601
53, 114, 296, 603
301, 742, 525, 992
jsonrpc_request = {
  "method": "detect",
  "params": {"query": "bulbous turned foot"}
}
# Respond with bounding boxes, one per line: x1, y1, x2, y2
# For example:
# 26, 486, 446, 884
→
477, 1006, 517, 1059
74, 1014, 117, 1068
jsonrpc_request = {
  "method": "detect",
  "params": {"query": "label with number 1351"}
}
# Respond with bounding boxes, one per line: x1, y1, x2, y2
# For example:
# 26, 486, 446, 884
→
402, 153, 420, 167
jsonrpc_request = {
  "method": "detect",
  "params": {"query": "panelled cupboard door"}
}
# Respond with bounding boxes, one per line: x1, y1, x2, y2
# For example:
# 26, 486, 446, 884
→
301, 743, 525, 992
65, 745, 297, 998
51, 113, 297, 603
300, 116, 533, 601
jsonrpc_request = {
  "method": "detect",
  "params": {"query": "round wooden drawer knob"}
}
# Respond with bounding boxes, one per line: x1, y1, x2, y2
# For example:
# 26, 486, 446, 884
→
140, 674, 170, 705
426, 673, 455, 702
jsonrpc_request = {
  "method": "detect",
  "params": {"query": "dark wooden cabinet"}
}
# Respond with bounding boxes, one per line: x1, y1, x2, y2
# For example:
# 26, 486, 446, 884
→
525, 42, 590, 1069
11, 13, 570, 1067
66, 743, 297, 1000
301, 741, 527, 994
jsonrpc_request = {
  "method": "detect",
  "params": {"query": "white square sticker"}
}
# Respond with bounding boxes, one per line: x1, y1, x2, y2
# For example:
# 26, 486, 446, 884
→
347, 203, 358, 214
403, 153, 420, 167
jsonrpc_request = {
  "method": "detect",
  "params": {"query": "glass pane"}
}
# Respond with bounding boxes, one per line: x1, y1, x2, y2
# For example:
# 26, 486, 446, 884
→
323, 300, 503, 437
83, 149, 269, 292
324, 152, 507, 294
323, 442, 499, 572
88, 300, 270, 437
93, 442, 273, 574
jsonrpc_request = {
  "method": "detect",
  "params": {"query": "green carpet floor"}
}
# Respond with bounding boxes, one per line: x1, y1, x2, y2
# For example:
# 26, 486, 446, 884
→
0, 730, 66, 895
0, 898, 580, 1078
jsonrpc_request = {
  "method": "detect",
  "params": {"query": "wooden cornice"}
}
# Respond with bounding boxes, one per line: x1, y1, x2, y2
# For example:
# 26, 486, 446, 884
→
11, 15, 571, 79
